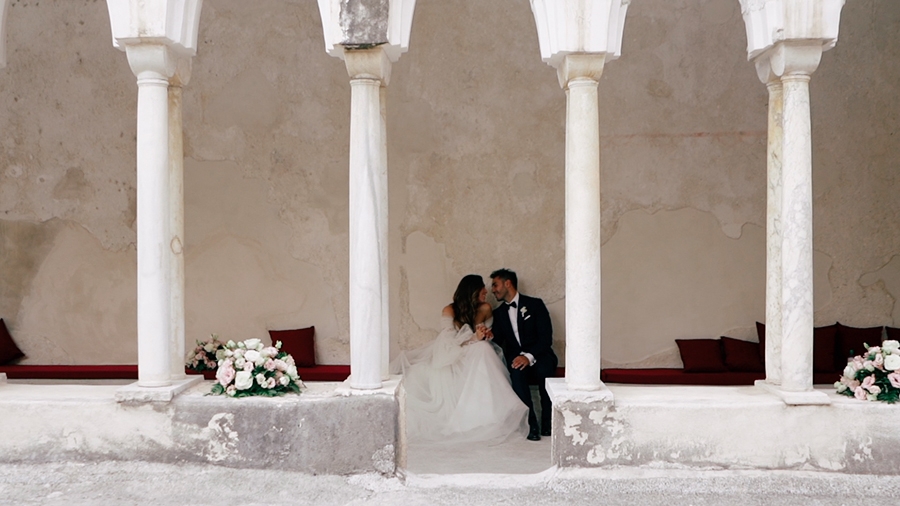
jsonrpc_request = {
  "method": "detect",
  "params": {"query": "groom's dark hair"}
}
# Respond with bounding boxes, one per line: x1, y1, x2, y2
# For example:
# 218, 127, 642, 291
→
490, 268, 517, 290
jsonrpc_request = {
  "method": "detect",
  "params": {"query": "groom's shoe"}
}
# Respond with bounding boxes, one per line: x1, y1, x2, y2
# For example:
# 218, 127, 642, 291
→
541, 426, 551, 437
527, 428, 541, 441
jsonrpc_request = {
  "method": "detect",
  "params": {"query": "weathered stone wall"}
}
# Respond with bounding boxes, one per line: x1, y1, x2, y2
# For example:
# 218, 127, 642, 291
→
0, 0, 897, 367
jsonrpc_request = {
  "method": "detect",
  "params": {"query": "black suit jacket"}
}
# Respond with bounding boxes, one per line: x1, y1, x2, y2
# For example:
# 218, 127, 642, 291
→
491, 294, 557, 368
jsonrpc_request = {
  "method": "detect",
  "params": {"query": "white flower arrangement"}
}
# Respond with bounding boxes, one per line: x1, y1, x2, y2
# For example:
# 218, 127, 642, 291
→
835, 340, 900, 403
210, 338, 304, 398
185, 334, 226, 372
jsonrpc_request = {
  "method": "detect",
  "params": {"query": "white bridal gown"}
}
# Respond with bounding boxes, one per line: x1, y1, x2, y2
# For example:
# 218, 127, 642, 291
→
391, 316, 528, 445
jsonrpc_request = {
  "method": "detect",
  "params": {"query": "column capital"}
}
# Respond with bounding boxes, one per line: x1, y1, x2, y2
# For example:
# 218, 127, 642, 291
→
169, 56, 193, 88
125, 43, 177, 83
556, 54, 606, 90
343, 46, 392, 85
770, 42, 822, 78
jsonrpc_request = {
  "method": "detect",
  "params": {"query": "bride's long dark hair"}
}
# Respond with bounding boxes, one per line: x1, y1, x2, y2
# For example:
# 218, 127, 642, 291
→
452, 274, 484, 330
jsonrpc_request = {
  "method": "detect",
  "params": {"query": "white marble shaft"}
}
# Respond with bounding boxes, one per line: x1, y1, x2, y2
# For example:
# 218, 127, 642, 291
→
559, 55, 606, 391
168, 60, 191, 381
379, 85, 390, 381
0, 0, 10, 69
774, 43, 822, 393
345, 48, 391, 390
757, 58, 784, 386
779, 72, 815, 392
127, 44, 177, 387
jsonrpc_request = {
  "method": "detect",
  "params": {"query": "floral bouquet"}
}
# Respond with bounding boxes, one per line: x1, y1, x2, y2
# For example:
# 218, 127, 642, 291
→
835, 340, 900, 403
186, 334, 226, 372
210, 338, 303, 398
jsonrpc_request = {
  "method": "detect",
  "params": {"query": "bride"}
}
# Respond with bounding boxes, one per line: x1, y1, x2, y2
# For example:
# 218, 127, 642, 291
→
391, 274, 528, 444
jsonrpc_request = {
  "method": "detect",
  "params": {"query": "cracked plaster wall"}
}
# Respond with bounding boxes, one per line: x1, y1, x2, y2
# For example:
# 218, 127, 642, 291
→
0, 0, 897, 367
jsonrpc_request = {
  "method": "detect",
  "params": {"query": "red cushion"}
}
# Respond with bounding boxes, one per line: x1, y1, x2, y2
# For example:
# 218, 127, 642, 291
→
296, 365, 349, 382
887, 327, 900, 342
836, 323, 883, 363
756, 321, 766, 362
600, 368, 838, 386
269, 326, 316, 367
675, 339, 727, 373
813, 324, 839, 373
720, 336, 764, 372
0, 319, 25, 365
0, 365, 138, 379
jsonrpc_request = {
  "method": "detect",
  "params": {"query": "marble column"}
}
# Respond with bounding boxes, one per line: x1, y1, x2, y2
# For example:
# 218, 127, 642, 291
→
379, 84, 391, 381
774, 44, 822, 393
345, 47, 391, 390
757, 58, 784, 386
168, 58, 190, 381
126, 44, 177, 388
558, 55, 605, 391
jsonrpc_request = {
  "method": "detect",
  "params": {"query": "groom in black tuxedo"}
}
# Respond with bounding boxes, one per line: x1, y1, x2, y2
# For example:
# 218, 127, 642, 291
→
489, 268, 558, 441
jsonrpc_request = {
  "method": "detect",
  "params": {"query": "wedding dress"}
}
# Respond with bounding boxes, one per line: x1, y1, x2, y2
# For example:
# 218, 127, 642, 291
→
391, 316, 528, 445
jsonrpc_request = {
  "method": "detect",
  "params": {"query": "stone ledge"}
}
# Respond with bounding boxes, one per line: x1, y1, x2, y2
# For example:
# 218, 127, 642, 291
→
755, 380, 832, 405
115, 376, 202, 403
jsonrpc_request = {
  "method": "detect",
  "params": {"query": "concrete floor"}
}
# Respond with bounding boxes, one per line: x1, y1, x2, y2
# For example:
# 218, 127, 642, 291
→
0, 461, 898, 505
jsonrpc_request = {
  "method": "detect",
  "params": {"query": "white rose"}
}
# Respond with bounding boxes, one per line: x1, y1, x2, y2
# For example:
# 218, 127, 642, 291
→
255, 373, 267, 386
843, 364, 857, 379
226, 340, 236, 348
234, 357, 246, 369
244, 338, 262, 350
279, 376, 290, 387
245, 350, 261, 366
884, 354, 900, 371
882, 340, 900, 354
234, 370, 253, 390
266, 377, 276, 389
286, 365, 299, 380
215, 349, 227, 361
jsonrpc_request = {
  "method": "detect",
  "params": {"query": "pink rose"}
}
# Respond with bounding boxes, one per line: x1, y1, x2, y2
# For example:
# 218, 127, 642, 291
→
861, 375, 876, 389
264, 359, 276, 371
243, 361, 254, 372
874, 353, 885, 368
854, 386, 868, 400
888, 372, 900, 389
216, 360, 235, 386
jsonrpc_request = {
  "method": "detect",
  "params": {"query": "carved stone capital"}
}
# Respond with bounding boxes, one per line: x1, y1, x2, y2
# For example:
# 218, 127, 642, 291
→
343, 46, 392, 85
169, 56, 193, 88
770, 42, 822, 78
125, 44, 177, 84
556, 54, 606, 89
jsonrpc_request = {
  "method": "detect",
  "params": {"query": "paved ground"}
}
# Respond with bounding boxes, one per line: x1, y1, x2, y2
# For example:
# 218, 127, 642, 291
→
0, 461, 898, 506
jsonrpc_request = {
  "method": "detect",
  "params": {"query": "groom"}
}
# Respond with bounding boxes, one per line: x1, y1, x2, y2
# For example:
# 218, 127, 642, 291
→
490, 268, 558, 441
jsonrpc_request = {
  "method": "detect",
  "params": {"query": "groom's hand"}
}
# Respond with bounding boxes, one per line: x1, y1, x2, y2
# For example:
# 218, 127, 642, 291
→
511, 356, 530, 370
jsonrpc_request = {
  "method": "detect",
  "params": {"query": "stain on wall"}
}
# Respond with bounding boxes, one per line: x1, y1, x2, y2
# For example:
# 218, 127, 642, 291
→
0, 0, 896, 366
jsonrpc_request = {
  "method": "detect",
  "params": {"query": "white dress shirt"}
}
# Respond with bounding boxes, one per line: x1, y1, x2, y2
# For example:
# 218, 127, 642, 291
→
507, 293, 536, 366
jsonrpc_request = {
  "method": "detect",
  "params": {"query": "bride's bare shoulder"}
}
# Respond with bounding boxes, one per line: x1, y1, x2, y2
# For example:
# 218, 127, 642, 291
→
475, 303, 492, 323
442, 304, 455, 318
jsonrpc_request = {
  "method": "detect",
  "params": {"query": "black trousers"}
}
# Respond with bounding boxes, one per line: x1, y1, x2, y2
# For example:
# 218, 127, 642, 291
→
508, 355, 557, 431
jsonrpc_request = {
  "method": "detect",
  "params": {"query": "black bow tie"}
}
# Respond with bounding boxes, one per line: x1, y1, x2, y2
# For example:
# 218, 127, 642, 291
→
506, 301, 517, 309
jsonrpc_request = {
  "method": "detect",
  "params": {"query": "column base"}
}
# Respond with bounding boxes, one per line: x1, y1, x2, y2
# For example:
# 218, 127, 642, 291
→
337, 376, 401, 397
755, 379, 831, 405
0, 373, 6, 385
546, 378, 616, 468
115, 375, 202, 403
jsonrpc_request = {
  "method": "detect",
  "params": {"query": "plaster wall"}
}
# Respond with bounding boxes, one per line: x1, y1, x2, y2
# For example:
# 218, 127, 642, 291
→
0, 0, 897, 368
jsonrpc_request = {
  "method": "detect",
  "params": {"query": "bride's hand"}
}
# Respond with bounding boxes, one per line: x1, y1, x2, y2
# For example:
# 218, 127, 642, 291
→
474, 325, 487, 341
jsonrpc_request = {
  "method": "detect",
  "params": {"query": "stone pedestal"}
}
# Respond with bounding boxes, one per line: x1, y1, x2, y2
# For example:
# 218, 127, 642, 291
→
546, 378, 615, 467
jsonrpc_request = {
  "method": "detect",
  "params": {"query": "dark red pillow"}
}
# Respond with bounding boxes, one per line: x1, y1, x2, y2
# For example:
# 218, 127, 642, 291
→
812, 324, 839, 373
675, 339, 727, 373
886, 326, 900, 342
721, 336, 764, 372
0, 318, 25, 365
836, 323, 883, 363
269, 326, 316, 367
756, 321, 766, 363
